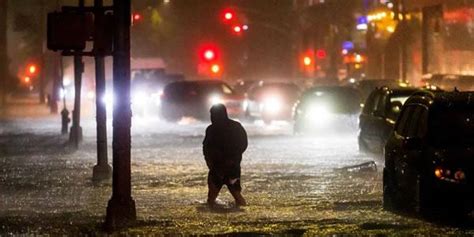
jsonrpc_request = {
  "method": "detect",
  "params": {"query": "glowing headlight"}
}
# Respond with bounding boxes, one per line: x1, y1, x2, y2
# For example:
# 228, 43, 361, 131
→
209, 95, 223, 106
102, 93, 114, 108
151, 90, 163, 105
263, 96, 282, 114
304, 104, 334, 127
132, 92, 147, 107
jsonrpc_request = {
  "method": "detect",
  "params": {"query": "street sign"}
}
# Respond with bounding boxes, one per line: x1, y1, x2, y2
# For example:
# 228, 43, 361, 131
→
47, 12, 93, 51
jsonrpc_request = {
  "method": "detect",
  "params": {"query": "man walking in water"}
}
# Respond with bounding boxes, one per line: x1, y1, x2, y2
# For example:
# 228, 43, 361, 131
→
203, 104, 248, 207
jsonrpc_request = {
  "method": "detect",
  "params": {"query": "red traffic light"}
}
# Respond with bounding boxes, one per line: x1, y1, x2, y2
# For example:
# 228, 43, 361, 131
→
204, 49, 216, 61
132, 13, 142, 24
233, 25, 242, 33
133, 13, 141, 21
199, 44, 220, 63
316, 49, 327, 59
224, 12, 233, 21
222, 9, 235, 22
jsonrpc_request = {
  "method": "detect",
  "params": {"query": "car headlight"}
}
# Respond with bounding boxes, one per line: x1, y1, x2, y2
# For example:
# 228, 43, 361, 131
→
102, 93, 114, 107
262, 96, 282, 114
209, 95, 223, 106
132, 92, 147, 107
306, 104, 332, 120
151, 91, 163, 106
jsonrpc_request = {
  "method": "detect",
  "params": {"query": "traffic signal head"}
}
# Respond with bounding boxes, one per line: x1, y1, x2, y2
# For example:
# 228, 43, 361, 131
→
224, 12, 233, 21
303, 56, 312, 66
233, 25, 242, 33
28, 65, 37, 74
222, 9, 235, 22
133, 13, 141, 21
204, 49, 216, 61
316, 49, 327, 59
211, 64, 220, 74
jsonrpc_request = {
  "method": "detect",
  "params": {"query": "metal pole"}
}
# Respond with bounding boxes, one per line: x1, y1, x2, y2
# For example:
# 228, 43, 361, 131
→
69, 54, 83, 147
105, 0, 136, 229
92, 0, 111, 181
69, 0, 85, 148
39, 0, 46, 104
0, 0, 7, 107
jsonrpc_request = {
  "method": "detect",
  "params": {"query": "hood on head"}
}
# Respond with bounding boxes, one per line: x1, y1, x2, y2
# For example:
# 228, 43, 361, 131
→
210, 103, 228, 124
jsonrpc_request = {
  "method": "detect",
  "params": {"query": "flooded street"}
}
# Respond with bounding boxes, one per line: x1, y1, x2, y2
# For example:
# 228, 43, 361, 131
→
1, 117, 472, 235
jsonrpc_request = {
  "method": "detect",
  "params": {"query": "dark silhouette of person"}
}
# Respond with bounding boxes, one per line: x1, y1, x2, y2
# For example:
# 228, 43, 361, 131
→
203, 104, 248, 207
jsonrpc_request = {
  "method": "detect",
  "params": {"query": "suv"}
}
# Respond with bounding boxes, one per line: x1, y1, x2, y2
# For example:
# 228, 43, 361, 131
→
161, 80, 244, 121
383, 91, 474, 215
359, 87, 430, 154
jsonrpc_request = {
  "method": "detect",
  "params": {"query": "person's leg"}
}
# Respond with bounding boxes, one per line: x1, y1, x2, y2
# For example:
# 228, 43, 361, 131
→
228, 179, 246, 206
207, 171, 222, 206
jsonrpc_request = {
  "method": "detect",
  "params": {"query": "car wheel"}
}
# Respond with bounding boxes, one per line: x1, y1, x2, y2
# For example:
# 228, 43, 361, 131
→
383, 167, 397, 211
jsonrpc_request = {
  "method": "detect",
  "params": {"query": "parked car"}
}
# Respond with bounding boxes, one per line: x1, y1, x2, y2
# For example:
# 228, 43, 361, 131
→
358, 87, 434, 154
293, 86, 361, 134
161, 80, 244, 121
383, 91, 474, 215
356, 79, 410, 102
244, 81, 301, 123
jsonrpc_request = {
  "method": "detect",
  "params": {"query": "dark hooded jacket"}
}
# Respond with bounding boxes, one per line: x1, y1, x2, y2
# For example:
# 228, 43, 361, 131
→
203, 104, 248, 176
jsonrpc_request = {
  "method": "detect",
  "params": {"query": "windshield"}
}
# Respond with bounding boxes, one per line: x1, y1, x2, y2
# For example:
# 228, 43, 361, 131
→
428, 108, 474, 147
303, 88, 361, 114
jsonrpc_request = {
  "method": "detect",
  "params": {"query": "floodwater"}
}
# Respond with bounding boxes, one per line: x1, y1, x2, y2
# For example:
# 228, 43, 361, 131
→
1, 116, 473, 235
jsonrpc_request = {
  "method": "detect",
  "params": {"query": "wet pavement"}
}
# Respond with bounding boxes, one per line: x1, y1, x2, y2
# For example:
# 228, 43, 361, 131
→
1, 116, 474, 235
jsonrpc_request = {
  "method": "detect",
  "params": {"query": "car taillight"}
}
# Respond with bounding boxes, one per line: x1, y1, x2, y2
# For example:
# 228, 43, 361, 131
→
434, 167, 466, 183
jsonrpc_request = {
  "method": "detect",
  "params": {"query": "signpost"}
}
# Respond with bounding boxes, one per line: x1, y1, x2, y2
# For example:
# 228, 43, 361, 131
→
48, 0, 136, 228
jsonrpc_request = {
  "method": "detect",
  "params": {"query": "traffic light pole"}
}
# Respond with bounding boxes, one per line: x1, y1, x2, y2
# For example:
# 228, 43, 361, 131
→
92, 0, 112, 181
0, 0, 7, 107
69, 53, 83, 148
105, 0, 136, 229
69, 0, 85, 148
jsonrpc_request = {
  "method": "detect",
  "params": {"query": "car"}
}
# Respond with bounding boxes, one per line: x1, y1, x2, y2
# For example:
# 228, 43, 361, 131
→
358, 87, 435, 154
232, 80, 259, 96
102, 69, 184, 117
356, 79, 410, 102
383, 91, 474, 216
160, 80, 244, 121
293, 86, 362, 134
244, 81, 301, 124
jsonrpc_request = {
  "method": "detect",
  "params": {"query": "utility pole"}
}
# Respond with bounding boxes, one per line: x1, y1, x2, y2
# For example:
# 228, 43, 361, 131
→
105, 0, 136, 229
92, 0, 111, 181
69, 0, 85, 148
0, 0, 8, 107
39, 0, 47, 104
